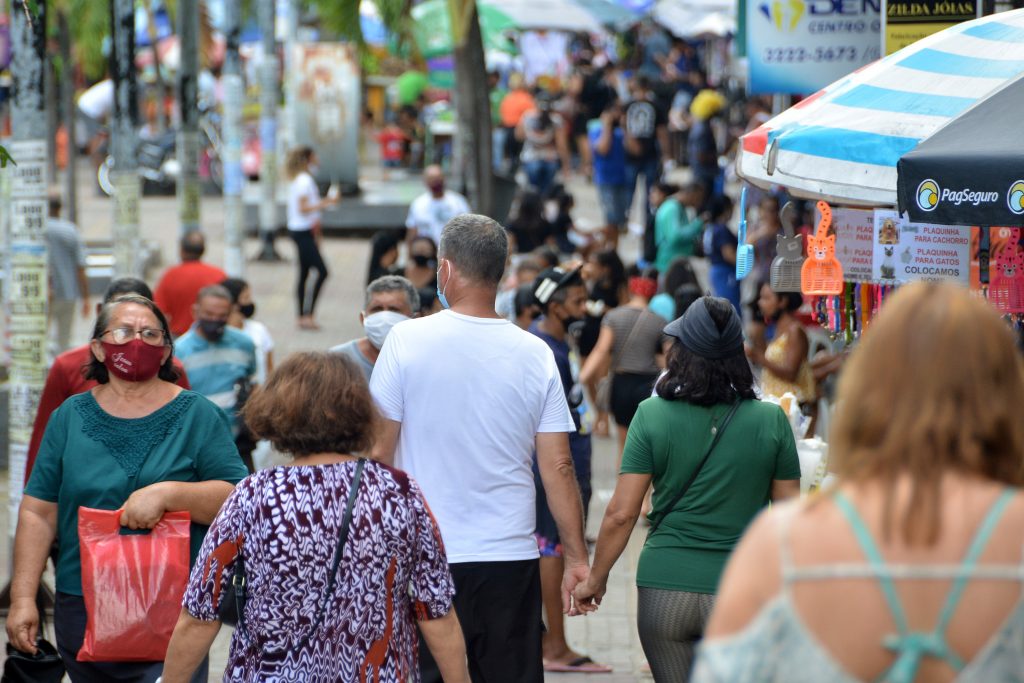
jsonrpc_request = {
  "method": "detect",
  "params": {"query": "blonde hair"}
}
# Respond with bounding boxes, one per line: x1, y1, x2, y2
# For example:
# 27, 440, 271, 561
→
285, 146, 314, 181
831, 281, 1024, 545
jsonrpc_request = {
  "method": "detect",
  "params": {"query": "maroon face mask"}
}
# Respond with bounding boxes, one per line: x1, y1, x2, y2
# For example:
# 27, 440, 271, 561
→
101, 339, 166, 382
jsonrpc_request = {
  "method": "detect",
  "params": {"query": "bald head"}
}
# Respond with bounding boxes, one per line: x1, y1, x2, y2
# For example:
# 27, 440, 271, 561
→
180, 231, 206, 262
424, 165, 446, 198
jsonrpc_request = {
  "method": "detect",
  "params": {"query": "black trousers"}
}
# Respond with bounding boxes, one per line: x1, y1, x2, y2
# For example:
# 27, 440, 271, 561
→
420, 559, 543, 683
289, 229, 329, 317
54, 592, 208, 683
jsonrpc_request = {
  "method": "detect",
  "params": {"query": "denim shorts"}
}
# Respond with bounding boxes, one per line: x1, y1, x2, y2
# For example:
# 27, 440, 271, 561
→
597, 183, 630, 227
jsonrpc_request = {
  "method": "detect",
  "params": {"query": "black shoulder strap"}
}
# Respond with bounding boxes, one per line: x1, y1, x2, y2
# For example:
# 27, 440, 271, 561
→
236, 458, 366, 651
648, 400, 742, 536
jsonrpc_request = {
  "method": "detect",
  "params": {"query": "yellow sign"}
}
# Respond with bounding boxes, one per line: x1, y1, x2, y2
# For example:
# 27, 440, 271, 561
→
884, 0, 980, 54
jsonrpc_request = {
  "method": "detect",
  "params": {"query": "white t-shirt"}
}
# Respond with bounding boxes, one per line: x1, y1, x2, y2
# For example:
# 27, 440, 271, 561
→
242, 319, 275, 385
77, 79, 115, 120
370, 310, 574, 563
405, 191, 470, 246
286, 172, 321, 231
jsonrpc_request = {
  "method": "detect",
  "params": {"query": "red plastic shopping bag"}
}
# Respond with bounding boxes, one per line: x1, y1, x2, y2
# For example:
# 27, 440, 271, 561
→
77, 507, 191, 662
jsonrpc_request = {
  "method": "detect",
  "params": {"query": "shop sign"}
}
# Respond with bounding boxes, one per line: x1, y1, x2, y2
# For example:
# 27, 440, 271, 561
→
883, 0, 980, 55
872, 209, 970, 284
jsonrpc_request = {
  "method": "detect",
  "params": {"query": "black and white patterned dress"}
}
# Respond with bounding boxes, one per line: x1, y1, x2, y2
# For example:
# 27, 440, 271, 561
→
184, 460, 454, 681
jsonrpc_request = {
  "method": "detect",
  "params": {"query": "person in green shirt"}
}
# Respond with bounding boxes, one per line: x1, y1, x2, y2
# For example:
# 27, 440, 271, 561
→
573, 296, 801, 681
654, 181, 706, 273
7, 295, 248, 682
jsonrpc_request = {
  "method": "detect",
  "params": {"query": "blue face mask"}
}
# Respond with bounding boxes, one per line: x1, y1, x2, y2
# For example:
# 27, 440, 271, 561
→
437, 260, 451, 310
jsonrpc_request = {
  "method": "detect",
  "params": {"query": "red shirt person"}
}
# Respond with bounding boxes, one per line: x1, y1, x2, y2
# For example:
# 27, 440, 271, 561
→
154, 232, 227, 336
25, 278, 191, 482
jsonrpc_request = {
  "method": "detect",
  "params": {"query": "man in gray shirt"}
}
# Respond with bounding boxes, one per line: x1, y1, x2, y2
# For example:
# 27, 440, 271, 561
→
45, 193, 90, 352
330, 275, 419, 381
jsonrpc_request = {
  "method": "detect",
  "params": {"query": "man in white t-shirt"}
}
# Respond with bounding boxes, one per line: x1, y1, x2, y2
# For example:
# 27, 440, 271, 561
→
405, 165, 470, 247
371, 214, 590, 683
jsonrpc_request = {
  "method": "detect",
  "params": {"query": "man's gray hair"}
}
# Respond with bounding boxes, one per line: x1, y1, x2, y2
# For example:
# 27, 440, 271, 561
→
365, 275, 421, 312
196, 284, 232, 304
438, 214, 509, 286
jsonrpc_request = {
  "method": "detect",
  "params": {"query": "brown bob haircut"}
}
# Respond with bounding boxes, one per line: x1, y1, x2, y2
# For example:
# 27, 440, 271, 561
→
243, 352, 376, 457
830, 281, 1024, 545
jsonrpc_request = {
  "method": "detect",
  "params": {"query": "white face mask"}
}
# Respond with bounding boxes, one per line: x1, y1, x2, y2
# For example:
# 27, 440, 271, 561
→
544, 201, 560, 223
363, 310, 410, 349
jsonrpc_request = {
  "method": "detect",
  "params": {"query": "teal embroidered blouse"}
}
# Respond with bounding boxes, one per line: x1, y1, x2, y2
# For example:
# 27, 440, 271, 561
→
25, 390, 249, 595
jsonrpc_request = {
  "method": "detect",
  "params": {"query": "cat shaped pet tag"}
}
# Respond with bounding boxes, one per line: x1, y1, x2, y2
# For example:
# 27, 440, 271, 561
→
770, 202, 804, 292
800, 201, 844, 295
989, 228, 1024, 313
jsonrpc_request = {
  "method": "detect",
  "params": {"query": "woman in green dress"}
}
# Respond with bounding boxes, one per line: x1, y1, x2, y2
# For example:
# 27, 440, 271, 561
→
6, 294, 248, 682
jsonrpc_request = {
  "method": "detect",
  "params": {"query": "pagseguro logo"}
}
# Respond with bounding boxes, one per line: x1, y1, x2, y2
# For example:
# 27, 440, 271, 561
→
1008, 180, 1024, 215
916, 179, 939, 212
916, 179, 999, 211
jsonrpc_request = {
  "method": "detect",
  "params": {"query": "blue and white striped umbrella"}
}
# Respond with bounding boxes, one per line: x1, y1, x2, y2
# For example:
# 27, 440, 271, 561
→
738, 9, 1024, 207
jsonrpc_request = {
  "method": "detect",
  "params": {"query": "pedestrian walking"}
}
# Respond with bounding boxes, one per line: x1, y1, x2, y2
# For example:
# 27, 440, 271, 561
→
581, 268, 667, 461
653, 182, 705, 273
529, 267, 611, 674
589, 100, 630, 246
703, 195, 740, 315
7, 296, 248, 681
161, 353, 470, 683
220, 278, 274, 385
286, 146, 339, 331
154, 232, 227, 337
405, 165, 470, 248
404, 236, 439, 290
45, 193, 90, 352
330, 275, 419, 382
574, 297, 801, 681
624, 76, 669, 221
370, 214, 590, 683
517, 94, 571, 196
175, 286, 258, 463
695, 283, 1024, 682
25, 278, 191, 484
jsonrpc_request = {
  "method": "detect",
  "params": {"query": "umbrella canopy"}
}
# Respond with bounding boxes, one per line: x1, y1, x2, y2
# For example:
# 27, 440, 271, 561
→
485, 0, 604, 33
737, 9, 1024, 208
570, 0, 642, 29
653, 0, 734, 39
898, 75, 1024, 226
411, 0, 517, 58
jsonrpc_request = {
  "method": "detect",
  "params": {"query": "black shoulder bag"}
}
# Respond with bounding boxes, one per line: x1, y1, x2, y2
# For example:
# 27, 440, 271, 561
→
648, 400, 742, 536
223, 458, 365, 651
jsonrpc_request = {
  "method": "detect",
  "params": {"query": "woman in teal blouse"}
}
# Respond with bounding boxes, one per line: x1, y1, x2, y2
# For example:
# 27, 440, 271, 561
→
6, 295, 248, 682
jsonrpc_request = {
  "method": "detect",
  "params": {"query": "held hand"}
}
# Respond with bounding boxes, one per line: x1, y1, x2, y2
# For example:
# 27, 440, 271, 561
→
120, 483, 169, 530
572, 576, 606, 615
6, 598, 40, 654
562, 562, 592, 616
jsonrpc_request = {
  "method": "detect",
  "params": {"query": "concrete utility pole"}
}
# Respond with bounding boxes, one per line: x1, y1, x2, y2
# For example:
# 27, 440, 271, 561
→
7, 0, 49, 538
256, 0, 281, 260
111, 0, 141, 276
177, 0, 202, 234
222, 0, 245, 276
58, 12, 77, 223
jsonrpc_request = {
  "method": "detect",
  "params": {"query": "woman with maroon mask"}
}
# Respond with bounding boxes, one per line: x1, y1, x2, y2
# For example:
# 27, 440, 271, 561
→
7, 295, 248, 681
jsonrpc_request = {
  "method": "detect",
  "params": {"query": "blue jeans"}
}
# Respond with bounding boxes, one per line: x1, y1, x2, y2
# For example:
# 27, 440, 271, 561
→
710, 263, 741, 316
524, 159, 559, 195
625, 158, 661, 218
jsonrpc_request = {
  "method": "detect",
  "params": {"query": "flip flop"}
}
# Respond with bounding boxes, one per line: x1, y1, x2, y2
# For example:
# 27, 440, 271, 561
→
543, 656, 613, 673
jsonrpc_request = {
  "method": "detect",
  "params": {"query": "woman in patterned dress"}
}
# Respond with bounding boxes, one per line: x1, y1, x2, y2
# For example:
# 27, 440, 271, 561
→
162, 352, 469, 682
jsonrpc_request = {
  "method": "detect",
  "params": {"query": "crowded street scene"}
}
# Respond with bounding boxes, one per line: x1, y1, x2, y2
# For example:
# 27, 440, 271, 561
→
1, 0, 1024, 681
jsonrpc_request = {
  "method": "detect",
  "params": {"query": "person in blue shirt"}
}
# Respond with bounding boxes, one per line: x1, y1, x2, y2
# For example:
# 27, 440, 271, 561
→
175, 285, 258, 468
528, 265, 611, 674
589, 100, 629, 247
703, 194, 740, 315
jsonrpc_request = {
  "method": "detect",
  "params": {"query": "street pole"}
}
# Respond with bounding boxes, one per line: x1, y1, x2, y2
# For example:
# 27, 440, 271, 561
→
280, 0, 296, 150
177, 0, 201, 235
111, 0, 141, 276
256, 0, 281, 260
222, 0, 244, 276
58, 12, 77, 224
7, 0, 49, 543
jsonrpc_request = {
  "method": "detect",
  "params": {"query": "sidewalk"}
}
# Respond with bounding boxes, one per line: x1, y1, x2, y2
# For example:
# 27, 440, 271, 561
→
1, 161, 654, 681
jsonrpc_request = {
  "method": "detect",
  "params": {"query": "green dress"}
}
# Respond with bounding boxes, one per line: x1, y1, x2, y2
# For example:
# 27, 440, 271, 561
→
25, 389, 249, 596
621, 397, 801, 594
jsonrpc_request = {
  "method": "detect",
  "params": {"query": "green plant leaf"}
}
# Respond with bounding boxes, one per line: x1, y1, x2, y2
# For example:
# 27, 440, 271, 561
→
0, 146, 19, 168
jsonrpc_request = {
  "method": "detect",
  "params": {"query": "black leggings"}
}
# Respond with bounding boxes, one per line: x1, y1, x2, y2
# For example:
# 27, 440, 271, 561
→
637, 587, 715, 682
290, 229, 328, 317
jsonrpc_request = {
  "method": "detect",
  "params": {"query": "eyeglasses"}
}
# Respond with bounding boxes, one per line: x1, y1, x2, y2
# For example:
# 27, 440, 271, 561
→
102, 327, 166, 346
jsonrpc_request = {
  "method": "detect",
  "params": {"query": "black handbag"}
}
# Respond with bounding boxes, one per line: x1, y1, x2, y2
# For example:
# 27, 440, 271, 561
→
648, 400, 742, 536
219, 459, 365, 647
2, 639, 65, 683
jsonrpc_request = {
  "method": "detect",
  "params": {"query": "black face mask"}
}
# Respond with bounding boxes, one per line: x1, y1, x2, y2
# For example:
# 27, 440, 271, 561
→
198, 318, 227, 342
239, 303, 256, 319
411, 254, 435, 268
